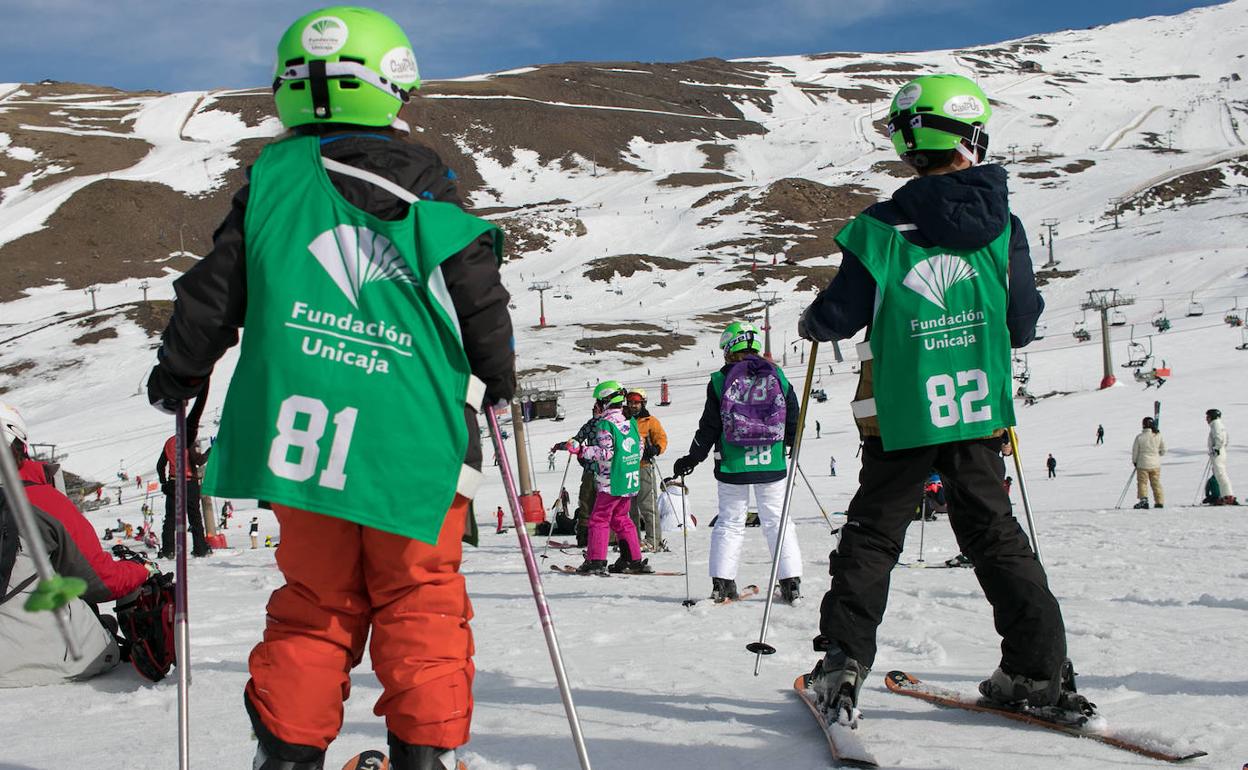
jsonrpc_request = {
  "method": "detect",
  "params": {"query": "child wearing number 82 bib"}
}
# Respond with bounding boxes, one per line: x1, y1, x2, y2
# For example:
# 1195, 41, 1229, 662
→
144, 7, 515, 769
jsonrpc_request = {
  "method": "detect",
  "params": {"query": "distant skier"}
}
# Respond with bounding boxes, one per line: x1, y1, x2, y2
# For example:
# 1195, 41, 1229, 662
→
1206, 408, 1237, 505
1131, 416, 1166, 509
249, 517, 259, 550
816, 420, 822, 439
672, 321, 802, 605
829, 455, 837, 477
143, 8, 515, 767
495, 505, 505, 534
1046, 453, 1057, 478
1095, 425, 1104, 445
797, 73, 1087, 725
567, 381, 651, 575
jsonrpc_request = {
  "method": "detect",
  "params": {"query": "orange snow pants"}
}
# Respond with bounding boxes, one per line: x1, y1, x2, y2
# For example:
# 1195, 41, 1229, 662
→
245, 497, 474, 751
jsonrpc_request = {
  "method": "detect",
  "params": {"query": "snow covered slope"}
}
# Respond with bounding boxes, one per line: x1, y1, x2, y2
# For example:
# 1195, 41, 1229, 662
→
1, 2, 1247, 768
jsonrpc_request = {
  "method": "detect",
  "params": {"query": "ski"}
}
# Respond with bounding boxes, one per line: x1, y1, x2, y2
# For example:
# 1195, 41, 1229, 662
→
884, 671, 1207, 764
549, 564, 686, 577
339, 750, 467, 770
713, 584, 761, 605
792, 674, 880, 768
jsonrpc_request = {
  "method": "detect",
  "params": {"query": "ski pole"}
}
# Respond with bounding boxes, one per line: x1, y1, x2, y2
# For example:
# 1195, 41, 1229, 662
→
174, 401, 191, 770
0, 425, 87, 659
917, 496, 927, 564
486, 404, 592, 770
541, 453, 574, 561
747, 342, 818, 674
1193, 456, 1212, 505
653, 458, 695, 607
1115, 468, 1136, 509
794, 461, 836, 533
1006, 427, 1042, 563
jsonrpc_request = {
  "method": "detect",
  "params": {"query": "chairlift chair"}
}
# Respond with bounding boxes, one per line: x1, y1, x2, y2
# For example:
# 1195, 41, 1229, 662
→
1238, 328, 1248, 351
1110, 309, 1127, 327
1073, 320, 1091, 342
1033, 323, 1047, 340
1152, 300, 1171, 332
1225, 312, 1244, 328
1186, 293, 1204, 317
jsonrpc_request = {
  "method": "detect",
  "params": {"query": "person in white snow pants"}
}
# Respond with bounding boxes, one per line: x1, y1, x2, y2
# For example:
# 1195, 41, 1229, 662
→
1207, 409, 1235, 504
710, 480, 802, 581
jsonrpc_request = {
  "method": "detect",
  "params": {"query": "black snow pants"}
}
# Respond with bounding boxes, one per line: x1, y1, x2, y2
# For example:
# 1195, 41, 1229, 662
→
162, 480, 209, 556
818, 436, 1066, 681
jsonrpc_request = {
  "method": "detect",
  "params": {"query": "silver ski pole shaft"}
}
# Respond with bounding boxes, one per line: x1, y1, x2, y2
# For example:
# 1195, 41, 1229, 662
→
794, 461, 835, 533
748, 342, 818, 675
0, 432, 85, 659
174, 402, 191, 770
1115, 468, 1135, 509
486, 405, 592, 770
541, 453, 574, 560
1007, 427, 1042, 563
653, 458, 694, 607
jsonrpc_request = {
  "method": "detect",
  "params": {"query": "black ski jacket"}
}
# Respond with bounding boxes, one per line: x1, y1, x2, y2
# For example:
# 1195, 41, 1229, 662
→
801, 164, 1043, 439
685, 357, 800, 485
151, 130, 515, 471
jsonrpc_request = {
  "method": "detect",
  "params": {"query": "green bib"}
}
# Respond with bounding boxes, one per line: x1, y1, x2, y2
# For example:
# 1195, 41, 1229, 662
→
202, 135, 501, 544
711, 367, 790, 475
603, 417, 642, 496
837, 212, 1015, 451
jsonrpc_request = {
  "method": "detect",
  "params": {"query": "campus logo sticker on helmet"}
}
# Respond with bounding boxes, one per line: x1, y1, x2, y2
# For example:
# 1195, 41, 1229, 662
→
895, 83, 922, 110
302, 16, 348, 56
902, 254, 978, 311
380, 46, 419, 84
944, 94, 985, 119
308, 225, 415, 308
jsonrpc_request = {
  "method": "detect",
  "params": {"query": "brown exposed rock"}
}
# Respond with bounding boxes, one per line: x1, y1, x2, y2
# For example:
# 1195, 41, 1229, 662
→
583, 254, 691, 281
656, 171, 741, 187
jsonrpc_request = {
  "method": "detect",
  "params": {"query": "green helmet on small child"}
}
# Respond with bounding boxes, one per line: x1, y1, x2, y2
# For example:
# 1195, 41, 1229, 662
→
593, 380, 627, 407
886, 74, 992, 169
720, 321, 762, 356
273, 6, 421, 131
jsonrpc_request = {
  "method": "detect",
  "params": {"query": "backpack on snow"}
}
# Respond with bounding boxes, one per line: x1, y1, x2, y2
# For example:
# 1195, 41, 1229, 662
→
720, 357, 786, 447
113, 546, 177, 681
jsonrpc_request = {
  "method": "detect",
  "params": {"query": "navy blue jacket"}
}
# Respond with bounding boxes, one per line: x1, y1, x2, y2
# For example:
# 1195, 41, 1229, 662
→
802, 164, 1043, 346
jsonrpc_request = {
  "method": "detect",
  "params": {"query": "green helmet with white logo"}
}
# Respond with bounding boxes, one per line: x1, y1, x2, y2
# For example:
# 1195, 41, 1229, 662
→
273, 6, 421, 130
886, 74, 991, 166
720, 321, 762, 355
593, 380, 627, 406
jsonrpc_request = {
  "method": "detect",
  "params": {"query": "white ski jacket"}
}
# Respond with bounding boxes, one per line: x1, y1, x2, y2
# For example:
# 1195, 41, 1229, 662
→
1208, 418, 1229, 456
1131, 430, 1166, 470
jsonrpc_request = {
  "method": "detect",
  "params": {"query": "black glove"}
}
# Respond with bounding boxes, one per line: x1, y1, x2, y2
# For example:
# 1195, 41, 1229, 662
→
147, 365, 204, 414
672, 455, 697, 477
1214, 449, 1221, 456
161, 480, 175, 496
642, 444, 660, 461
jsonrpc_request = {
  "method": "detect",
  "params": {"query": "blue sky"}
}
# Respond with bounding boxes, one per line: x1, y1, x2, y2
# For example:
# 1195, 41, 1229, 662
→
0, 0, 1225, 92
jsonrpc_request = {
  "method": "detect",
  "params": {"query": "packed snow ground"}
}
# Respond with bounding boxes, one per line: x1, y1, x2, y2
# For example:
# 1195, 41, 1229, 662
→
1, 369, 1246, 769
2, 1, 1248, 768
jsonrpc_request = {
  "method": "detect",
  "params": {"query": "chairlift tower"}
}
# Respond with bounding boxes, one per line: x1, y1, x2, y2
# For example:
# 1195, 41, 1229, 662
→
529, 280, 552, 327
756, 290, 780, 361
1082, 289, 1135, 389
1040, 219, 1060, 268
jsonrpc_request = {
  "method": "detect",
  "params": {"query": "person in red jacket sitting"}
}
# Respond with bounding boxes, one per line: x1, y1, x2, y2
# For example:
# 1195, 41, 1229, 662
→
1, 401, 152, 687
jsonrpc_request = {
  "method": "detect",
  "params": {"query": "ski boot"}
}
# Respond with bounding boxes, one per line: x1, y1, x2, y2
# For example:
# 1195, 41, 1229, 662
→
389, 734, 460, 770
779, 577, 802, 605
710, 577, 740, 603
944, 553, 974, 568
978, 659, 1097, 717
609, 554, 655, 574
1220, 495, 1239, 506
1133, 498, 1150, 510
806, 646, 869, 727
575, 559, 608, 576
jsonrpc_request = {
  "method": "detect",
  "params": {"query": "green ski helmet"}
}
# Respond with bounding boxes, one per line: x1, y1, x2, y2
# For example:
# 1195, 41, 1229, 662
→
593, 380, 627, 406
273, 6, 421, 131
720, 321, 762, 355
886, 74, 991, 168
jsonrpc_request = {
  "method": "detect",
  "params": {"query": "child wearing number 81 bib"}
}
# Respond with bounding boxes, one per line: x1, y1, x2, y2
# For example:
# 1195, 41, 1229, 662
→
144, 7, 515, 769
567, 381, 652, 575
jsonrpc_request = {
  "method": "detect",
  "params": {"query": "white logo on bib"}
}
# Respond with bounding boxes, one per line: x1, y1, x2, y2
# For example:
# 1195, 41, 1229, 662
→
903, 254, 978, 311
308, 225, 415, 308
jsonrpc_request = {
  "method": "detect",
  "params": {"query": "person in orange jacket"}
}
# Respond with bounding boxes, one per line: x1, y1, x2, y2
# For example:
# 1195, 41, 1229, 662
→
626, 388, 668, 551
